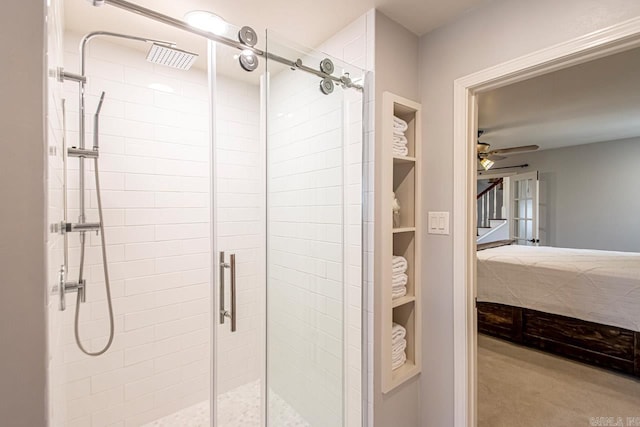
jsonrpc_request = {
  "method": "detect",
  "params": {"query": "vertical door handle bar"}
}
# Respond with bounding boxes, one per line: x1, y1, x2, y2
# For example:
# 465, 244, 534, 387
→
219, 251, 227, 324
230, 254, 237, 332
219, 251, 237, 332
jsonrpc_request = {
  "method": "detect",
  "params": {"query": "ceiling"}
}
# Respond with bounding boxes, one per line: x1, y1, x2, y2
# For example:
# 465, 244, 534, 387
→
64, 0, 488, 73
478, 46, 640, 153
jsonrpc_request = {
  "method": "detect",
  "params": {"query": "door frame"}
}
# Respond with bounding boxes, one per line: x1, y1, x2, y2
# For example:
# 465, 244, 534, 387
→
451, 16, 640, 427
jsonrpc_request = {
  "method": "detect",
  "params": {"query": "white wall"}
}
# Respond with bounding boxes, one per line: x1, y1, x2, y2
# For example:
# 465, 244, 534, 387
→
0, 1, 48, 426
503, 137, 640, 252
418, 1, 640, 425
372, 11, 421, 427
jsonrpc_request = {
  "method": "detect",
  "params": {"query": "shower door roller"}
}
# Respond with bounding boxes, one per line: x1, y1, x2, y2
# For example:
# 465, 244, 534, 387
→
320, 78, 334, 95
218, 251, 237, 332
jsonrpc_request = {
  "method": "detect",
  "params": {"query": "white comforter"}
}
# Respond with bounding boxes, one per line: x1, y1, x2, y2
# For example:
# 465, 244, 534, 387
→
477, 245, 640, 332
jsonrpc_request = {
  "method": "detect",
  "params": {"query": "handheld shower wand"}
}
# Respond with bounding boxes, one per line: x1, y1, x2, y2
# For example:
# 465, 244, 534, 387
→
74, 91, 115, 356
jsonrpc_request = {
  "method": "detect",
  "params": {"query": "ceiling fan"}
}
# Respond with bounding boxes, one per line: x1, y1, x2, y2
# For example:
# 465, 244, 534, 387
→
477, 130, 539, 170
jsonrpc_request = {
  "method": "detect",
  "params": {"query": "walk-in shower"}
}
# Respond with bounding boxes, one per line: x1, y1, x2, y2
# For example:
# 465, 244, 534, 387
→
48, 0, 367, 425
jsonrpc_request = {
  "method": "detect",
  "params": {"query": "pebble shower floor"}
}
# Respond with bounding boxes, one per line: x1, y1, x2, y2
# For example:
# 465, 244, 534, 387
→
142, 381, 311, 427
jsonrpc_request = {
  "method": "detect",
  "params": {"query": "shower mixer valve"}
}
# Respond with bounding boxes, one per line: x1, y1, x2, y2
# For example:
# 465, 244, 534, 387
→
56, 266, 86, 311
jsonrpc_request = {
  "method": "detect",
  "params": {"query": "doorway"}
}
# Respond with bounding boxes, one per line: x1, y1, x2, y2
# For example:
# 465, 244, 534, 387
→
451, 17, 640, 427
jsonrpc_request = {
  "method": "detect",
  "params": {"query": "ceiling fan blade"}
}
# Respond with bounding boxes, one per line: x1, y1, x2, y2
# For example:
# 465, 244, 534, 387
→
489, 145, 539, 155
487, 154, 506, 161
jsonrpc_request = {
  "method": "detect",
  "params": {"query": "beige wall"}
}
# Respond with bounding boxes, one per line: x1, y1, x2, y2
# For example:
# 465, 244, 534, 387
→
0, 0, 48, 426
418, 0, 640, 425
373, 10, 421, 427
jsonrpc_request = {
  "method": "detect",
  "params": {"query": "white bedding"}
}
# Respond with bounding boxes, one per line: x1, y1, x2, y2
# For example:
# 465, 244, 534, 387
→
477, 245, 640, 332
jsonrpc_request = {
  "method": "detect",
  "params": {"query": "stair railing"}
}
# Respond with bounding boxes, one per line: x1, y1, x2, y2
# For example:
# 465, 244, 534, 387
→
477, 178, 503, 228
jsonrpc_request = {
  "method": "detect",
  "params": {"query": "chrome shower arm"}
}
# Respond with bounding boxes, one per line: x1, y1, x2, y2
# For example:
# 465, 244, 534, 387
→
78, 31, 176, 153
79, 31, 176, 75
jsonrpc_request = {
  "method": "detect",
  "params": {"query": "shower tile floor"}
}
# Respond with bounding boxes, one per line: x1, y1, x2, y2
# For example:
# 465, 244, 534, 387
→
142, 381, 311, 427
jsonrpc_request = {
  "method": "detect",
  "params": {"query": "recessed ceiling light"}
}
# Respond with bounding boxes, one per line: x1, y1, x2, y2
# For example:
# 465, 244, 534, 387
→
185, 10, 228, 36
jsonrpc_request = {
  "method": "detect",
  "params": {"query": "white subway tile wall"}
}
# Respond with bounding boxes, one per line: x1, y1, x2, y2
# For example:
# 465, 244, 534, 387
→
266, 27, 368, 425
316, 13, 374, 427
47, 0, 67, 425
58, 32, 262, 426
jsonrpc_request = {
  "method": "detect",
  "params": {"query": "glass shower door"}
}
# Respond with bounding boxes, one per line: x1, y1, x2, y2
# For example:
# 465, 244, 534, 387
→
265, 33, 365, 427
212, 39, 266, 427
211, 30, 364, 427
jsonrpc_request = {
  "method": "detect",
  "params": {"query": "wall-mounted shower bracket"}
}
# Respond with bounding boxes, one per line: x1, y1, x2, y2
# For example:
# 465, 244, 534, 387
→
55, 67, 87, 84
56, 265, 86, 311
64, 222, 101, 233
68, 147, 99, 159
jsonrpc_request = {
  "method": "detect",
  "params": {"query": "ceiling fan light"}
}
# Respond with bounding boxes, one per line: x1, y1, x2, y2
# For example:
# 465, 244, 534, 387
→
480, 157, 495, 170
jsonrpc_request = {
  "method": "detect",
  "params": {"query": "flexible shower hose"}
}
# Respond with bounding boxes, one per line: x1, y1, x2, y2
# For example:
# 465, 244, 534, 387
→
74, 157, 115, 356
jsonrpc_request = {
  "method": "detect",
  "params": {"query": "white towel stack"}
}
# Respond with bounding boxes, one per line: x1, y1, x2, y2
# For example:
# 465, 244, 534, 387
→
392, 255, 408, 300
392, 322, 407, 370
392, 116, 409, 157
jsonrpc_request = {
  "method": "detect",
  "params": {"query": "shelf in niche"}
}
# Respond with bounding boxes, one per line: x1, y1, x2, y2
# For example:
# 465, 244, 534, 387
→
392, 295, 415, 308
393, 156, 416, 164
392, 227, 415, 233
382, 92, 422, 394
391, 360, 419, 382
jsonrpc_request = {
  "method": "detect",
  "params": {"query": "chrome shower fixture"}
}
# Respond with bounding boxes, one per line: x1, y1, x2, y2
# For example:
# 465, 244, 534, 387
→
239, 49, 259, 72
320, 78, 334, 95
146, 43, 198, 70
237, 26, 259, 72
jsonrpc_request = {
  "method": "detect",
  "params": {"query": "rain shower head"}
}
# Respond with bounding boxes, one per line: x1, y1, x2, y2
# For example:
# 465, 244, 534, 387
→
146, 43, 198, 71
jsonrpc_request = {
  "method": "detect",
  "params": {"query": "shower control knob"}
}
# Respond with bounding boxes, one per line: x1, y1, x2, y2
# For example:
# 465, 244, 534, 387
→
238, 26, 258, 47
320, 58, 335, 75
320, 78, 334, 95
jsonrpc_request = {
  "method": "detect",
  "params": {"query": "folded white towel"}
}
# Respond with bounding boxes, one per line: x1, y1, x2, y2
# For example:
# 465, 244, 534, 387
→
392, 286, 407, 299
392, 273, 408, 287
392, 142, 408, 150
392, 350, 407, 370
393, 128, 406, 137
392, 322, 406, 344
392, 256, 407, 268
392, 256, 408, 273
393, 134, 408, 145
392, 145, 409, 157
393, 116, 408, 132
392, 338, 408, 356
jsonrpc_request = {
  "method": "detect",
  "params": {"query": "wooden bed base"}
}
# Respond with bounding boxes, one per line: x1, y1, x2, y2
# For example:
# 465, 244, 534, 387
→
477, 301, 640, 378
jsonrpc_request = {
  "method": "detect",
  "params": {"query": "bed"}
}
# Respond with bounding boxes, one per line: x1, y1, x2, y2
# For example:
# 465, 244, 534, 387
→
476, 245, 640, 377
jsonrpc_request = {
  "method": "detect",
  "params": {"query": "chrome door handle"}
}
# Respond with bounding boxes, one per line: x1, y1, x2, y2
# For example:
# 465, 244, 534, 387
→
230, 254, 237, 332
219, 251, 237, 332
219, 251, 227, 324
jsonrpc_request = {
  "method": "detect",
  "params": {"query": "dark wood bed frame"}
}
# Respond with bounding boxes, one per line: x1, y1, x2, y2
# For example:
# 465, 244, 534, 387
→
477, 301, 640, 378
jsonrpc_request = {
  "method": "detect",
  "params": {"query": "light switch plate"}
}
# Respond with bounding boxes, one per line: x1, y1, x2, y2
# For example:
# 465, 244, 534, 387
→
428, 211, 450, 235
